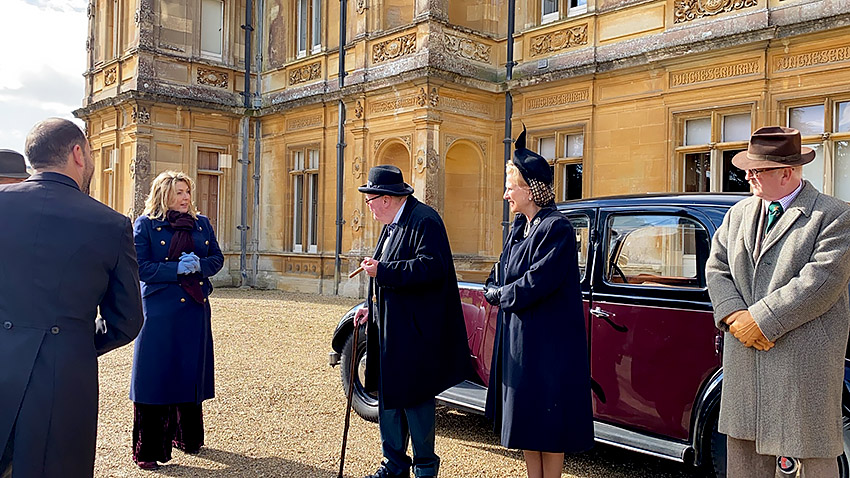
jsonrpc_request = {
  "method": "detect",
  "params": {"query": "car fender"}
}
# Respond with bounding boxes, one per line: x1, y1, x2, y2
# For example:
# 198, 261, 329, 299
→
331, 302, 366, 354
691, 367, 723, 466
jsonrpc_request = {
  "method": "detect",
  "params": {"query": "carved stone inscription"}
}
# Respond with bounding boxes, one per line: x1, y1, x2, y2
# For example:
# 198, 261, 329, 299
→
670, 61, 760, 86
443, 33, 491, 63
440, 96, 491, 116
526, 89, 589, 110
530, 24, 588, 58
372, 33, 417, 63
674, 0, 757, 24
286, 115, 323, 131
289, 61, 322, 85
370, 97, 417, 114
197, 68, 228, 88
775, 46, 850, 71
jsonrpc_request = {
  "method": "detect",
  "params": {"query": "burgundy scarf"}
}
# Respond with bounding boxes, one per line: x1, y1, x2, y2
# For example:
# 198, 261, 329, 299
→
166, 210, 204, 304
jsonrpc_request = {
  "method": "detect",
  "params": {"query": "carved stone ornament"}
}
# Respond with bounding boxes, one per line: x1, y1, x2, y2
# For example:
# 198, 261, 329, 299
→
415, 149, 426, 173
197, 68, 228, 88
104, 67, 117, 86
356, 0, 366, 14
352, 156, 363, 179
427, 148, 440, 171
372, 33, 416, 63
416, 88, 427, 107
530, 24, 588, 58
354, 100, 363, 119
443, 33, 491, 63
129, 156, 150, 180
86, 37, 92, 52
674, 0, 757, 23
134, 9, 140, 24
374, 138, 386, 152
429, 87, 439, 107
416, 88, 439, 107
131, 106, 150, 124
351, 209, 363, 232
289, 61, 322, 85
87, 1, 94, 19
402, 136, 411, 148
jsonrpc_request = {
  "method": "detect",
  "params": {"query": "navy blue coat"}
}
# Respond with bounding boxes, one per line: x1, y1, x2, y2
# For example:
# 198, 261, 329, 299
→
130, 214, 223, 405
485, 207, 594, 453
0, 172, 143, 478
363, 196, 470, 409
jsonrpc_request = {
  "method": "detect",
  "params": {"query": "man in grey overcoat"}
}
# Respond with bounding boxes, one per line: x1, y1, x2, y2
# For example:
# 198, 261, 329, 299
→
0, 118, 144, 478
706, 126, 850, 477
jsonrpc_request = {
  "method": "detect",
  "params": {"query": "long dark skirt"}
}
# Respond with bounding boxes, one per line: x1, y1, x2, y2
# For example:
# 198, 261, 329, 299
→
132, 402, 204, 464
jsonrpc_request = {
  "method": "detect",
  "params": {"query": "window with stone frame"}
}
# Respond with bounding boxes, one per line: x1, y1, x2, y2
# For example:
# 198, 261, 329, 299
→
296, 0, 322, 57
197, 149, 223, 233
676, 109, 752, 193
201, 0, 224, 58
535, 129, 585, 201
101, 146, 116, 208
291, 147, 319, 253
784, 97, 850, 201
540, 0, 587, 24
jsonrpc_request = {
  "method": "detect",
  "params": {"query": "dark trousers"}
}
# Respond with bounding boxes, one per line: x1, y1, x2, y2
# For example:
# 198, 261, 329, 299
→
132, 402, 204, 464
379, 397, 439, 477
0, 424, 13, 478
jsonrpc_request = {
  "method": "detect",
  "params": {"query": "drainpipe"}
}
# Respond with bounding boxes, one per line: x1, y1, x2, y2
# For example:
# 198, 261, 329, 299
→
502, 0, 516, 245
251, 0, 264, 287
238, 0, 254, 287
333, 0, 348, 295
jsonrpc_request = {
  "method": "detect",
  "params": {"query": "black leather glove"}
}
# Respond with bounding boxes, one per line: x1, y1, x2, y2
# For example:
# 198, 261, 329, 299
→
483, 286, 502, 306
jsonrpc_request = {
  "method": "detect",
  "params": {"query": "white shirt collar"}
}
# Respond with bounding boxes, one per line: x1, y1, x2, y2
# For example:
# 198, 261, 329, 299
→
389, 197, 407, 228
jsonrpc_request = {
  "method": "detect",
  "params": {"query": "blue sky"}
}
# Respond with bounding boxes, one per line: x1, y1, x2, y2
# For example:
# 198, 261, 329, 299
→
0, 0, 87, 158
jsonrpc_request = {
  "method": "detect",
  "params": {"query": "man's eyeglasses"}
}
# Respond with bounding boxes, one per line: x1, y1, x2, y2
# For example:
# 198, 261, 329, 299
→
365, 194, 385, 204
745, 167, 788, 178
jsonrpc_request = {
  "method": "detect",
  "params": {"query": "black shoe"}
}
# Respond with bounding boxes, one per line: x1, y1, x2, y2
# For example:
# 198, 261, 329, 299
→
363, 465, 410, 478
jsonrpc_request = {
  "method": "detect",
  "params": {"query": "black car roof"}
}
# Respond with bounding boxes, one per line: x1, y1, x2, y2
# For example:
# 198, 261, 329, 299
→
557, 192, 750, 209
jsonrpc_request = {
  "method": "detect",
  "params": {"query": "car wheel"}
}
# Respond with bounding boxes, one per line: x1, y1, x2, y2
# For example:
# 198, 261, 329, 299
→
839, 416, 850, 478
340, 328, 379, 422
705, 409, 727, 478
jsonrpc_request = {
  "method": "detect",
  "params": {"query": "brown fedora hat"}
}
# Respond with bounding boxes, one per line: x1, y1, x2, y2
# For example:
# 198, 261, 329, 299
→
731, 126, 815, 171
0, 149, 30, 179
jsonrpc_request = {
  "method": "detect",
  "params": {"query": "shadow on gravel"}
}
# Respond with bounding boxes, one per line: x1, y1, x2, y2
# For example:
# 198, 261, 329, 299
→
150, 447, 358, 478
434, 408, 710, 478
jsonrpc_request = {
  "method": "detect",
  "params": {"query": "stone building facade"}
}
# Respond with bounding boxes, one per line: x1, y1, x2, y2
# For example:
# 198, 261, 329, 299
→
74, 0, 850, 295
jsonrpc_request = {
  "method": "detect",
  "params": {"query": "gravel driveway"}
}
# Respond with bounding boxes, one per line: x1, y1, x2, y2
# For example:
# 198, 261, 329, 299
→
93, 289, 709, 477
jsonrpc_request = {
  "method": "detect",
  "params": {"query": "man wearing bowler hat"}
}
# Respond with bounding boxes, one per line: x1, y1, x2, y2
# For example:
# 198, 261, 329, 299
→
353, 165, 469, 478
0, 149, 30, 185
706, 126, 850, 477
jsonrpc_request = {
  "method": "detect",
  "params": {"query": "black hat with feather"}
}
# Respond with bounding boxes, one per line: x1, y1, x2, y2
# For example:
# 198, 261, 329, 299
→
512, 125, 555, 206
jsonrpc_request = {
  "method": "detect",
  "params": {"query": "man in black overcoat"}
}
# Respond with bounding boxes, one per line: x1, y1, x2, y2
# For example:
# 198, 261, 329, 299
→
353, 165, 469, 478
0, 118, 144, 478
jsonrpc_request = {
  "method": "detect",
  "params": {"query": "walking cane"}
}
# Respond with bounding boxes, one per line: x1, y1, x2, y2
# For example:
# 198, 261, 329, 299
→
338, 319, 361, 478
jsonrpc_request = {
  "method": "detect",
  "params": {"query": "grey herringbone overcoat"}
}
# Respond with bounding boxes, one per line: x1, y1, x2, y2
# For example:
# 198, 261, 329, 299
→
706, 180, 850, 458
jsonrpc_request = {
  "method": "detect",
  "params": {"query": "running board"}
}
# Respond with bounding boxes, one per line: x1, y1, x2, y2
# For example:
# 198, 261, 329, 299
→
436, 381, 691, 464
594, 422, 690, 463
437, 380, 487, 415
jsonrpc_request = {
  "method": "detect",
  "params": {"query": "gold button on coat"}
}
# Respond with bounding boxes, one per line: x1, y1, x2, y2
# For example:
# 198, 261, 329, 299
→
205, 240, 209, 245
156, 227, 162, 231
199, 226, 203, 231
160, 240, 166, 245
180, 298, 186, 303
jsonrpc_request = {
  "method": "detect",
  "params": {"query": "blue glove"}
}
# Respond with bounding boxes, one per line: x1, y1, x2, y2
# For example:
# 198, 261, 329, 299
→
177, 260, 194, 275
180, 252, 202, 274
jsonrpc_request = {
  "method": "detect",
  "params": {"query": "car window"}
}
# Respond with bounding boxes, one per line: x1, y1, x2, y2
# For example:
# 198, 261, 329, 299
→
567, 215, 590, 281
604, 214, 709, 289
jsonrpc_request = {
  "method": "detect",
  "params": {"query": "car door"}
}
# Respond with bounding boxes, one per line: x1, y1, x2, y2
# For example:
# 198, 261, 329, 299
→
559, 207, 597, 345
588, 206, 721, 442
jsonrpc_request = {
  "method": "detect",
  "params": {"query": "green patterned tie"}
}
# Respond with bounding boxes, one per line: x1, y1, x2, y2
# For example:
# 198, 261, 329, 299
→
765, 201, 783, 234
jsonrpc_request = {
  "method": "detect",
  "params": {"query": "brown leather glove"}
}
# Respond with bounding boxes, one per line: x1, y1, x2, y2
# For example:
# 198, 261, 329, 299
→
727, 310, 775, 351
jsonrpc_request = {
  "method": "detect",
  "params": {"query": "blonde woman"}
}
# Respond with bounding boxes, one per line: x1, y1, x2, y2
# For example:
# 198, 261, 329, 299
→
129, 171, 223, 470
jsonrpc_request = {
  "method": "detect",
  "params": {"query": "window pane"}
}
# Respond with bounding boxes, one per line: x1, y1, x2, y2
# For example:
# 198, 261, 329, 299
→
309, 173, 319, 248
722, 113, 751, 142
722, 150, 749, 192
293, 175, 304, 249
836, 102, 850, 133
801, 143, 824, 191
789, 105, 825, 135
684, 152, 709, 192
685, 118, 711, 146
311, 0, 321, 50
565, 133, 583, 157
571, 0, 587, 7
298, 0, 308, 54
562, 163, 582, 200
542, 0, 558, 15
294, 151, 304, 171
835, 141, 850, 201
201, 0, 223, 55
567, 215, 589, 280
605, 214, 708, 288
538, 137, 556, 160
308, 149, 319, 169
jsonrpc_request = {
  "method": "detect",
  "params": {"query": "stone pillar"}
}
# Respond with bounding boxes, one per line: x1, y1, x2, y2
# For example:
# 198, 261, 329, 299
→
414, 0, 448, 22
129, 130, 153, 220
412, 84, 443, 214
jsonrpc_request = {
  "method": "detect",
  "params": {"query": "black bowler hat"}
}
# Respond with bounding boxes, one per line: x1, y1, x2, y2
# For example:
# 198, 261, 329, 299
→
358, 165, 414, 196
513, 126, 553, 186
0, 149, 30, 179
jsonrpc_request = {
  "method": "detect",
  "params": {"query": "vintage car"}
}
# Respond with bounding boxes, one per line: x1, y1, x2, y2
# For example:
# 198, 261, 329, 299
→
328, 193, 850, 478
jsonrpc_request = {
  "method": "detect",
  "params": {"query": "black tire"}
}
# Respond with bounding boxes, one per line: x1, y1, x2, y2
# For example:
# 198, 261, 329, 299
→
839, 416, 850, 478
705, 409, 727, 478
340, 327, 379, 422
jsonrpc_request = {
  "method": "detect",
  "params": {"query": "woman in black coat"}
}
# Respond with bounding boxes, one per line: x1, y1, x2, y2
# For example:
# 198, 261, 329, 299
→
130, 171, 223, 470
484, 129, 594, 478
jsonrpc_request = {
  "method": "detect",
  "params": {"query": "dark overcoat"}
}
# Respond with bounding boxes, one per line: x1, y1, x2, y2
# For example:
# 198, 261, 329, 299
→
0, 172, 143, 478
130, 213, 223, 405
484, 207, 594, 453
363, 196, 470, 410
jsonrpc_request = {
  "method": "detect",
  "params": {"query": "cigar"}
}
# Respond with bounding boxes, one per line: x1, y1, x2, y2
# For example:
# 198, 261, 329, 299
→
348, 266, 364, 278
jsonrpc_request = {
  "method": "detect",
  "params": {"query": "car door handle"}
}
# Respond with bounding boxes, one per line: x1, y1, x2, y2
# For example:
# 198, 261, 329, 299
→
590, 307, 611, 318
